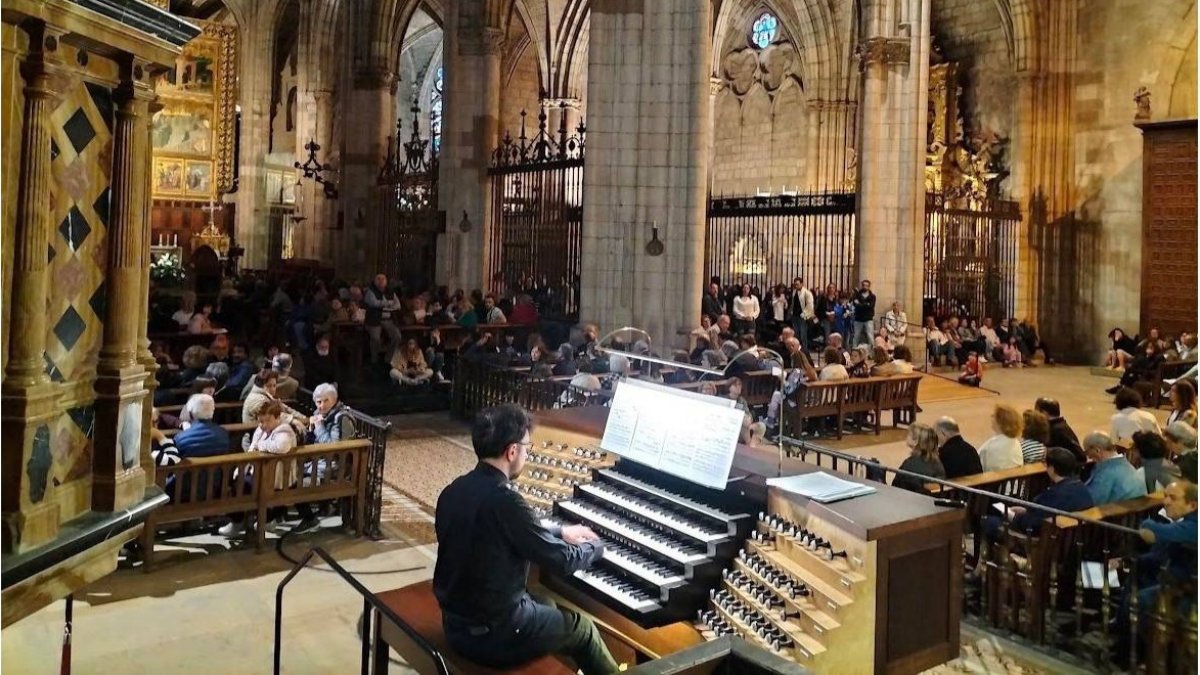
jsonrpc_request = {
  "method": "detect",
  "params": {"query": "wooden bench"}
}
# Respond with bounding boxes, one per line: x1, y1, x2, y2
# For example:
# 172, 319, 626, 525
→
373, 580, 575, 675
781, 374, 921, 439
140, 438, 370, 570
162, 422, 257, 450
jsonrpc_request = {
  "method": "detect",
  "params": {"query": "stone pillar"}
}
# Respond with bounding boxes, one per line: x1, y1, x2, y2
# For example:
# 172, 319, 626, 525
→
581, 0, 712, 348
93, 59, 153, 512
233, 8, 274, 269
2, 26, 66, 552
438, 5, 502, 291
341, 67, 397, 274
854, 0, 931, 321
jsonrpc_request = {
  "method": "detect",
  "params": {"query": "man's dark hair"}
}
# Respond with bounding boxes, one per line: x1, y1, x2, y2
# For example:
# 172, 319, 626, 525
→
472, 404, 532, 460
1132, 431, 1168, 460
1114, 387, 1143, 410
1034, 397, 1061, 418
893, 345, 913, 362
1045, 447, 1079, 478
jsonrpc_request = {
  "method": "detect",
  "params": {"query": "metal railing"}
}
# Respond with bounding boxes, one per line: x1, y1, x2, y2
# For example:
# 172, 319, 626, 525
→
273, 546, 446, 675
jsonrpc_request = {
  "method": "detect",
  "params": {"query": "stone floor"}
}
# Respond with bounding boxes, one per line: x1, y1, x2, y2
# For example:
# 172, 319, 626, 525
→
0, 367, 1147, 674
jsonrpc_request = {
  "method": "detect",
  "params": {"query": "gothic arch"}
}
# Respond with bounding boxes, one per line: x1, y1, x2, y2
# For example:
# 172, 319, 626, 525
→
550, 0, 590, 100
1154, 3, 1197, 118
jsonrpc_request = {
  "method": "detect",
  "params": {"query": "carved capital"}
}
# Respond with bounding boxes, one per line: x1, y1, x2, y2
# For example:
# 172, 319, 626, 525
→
354, 67, 398, 93
461, 27, 505, 56
709, 77, 724, 96
856, 37, 910, 72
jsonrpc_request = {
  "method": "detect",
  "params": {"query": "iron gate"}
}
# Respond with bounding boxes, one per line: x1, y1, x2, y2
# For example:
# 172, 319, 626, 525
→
705, 192, 858, 291
374, 111, 443, 292
923, 193, 1020, 321
487, 108, 584, 319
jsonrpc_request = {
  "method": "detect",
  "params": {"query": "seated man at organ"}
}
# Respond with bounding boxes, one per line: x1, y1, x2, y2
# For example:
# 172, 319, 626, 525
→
432, 404, 619, 674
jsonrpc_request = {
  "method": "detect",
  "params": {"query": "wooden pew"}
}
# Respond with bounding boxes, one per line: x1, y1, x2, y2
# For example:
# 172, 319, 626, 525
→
148, 331, 220, 363
140, 438, 372, 570
161, 422, 257, 450
781, 374, 920, 439
1148, 359, 1197, 408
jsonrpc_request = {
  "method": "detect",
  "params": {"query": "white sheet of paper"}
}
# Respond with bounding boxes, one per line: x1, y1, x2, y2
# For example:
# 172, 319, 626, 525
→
1080, 561, 1121, 589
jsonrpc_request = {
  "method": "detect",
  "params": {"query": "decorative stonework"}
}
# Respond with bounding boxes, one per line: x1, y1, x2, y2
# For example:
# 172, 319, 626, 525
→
925, 60, 1008, 207
1134, 86, 1152, 121
719, 40, 802, 99
856, 37, 910, 72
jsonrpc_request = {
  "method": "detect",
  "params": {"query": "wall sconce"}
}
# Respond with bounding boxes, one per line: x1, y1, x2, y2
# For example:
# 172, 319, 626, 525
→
645, 221, 664, 257
295, 138, 339, 199
458, 210, 471, 233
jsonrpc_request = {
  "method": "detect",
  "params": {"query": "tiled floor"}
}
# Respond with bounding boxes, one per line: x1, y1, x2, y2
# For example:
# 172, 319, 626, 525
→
1, 367, 1145, 674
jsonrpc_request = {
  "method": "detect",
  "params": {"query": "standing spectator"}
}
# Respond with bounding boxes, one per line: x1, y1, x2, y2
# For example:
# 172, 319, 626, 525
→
1020, 409, 1050, 463
892, 423, 946, 494
732, 284, 760, 336
1036, 397, 1086, 464
769, 285, 790, 337
934, 417, 983, 478
834, 293, 855, 340
850, 279, 876, 349
788, 278, 814, 350
815, 284, 839, 344
1110, 387, 1162, 444
701, 283, 724, 325
978, 404, 1024, 471
883, 302, 908, 346
364, 274, 402, 363
958, 352, 983, 387
1084, 430, 1148, 504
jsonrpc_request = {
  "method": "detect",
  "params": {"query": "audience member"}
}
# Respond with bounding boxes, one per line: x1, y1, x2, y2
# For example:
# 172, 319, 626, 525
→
271, 354, 301, 401
391, 338, 434, 386
847, 347, 871, 378
925, 317, 956, 367
480, 294, 507, 324
172, 291, 197, 329
364, 274, 403, 362
1107, 341, 1165, 394
1005, 448, 1094, 534
226, 342, 254, 393
1106, 328, 1138, 370
701, 283, 724, 325
1166, 380, 1197, 428
934, 417, 983, 478
1002, 336, 1024, 367
1110, 387, 1161, 444
310, 383, 355, 444
1131, 431, 1175, 493
958, 352, 983, 387
978, 404, 1024, 471
732, 284, 760, 336
188, 302, 219, 335
304, 336, 340, 390
1165, 421, 1198, 459
892, 423, 946, 494
173, 394, 231, 458
149, 409, 181, 466
1020, 409, 1050, 464
1133, 480, 1197, 616
1083, 430, 1148, 504
818, 347, 849, 381
788, 278, 815, 349
1035, 398, 1086, 464
883, 302, 908, 346
850, 279, 876, 349
816, 284, 839, 342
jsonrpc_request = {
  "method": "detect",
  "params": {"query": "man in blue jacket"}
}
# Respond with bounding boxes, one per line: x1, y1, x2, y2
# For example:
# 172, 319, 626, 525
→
1083, 431, 1147, 505
1007, 447, 1095, 534
174, 394, 231, 458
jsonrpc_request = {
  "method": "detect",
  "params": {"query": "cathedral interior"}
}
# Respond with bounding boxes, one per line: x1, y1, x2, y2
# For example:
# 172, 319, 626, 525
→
1, 0, 1197, 673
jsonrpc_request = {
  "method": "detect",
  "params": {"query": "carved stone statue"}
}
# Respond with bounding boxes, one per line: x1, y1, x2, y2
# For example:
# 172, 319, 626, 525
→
1134, 87, 1152, 121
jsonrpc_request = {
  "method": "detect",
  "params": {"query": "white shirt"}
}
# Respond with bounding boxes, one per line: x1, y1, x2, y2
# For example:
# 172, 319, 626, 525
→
978, 434, 1023, 471
794, 287, 815, 320
980, 326, 1000, 348
172, 309, 192, 328
771, 295, 788, 322
733, 295, 760, 321
1110, 407, 1161, 444
883, 310, 908, 343
818, 364, 849, 381
925, 328, 948, 345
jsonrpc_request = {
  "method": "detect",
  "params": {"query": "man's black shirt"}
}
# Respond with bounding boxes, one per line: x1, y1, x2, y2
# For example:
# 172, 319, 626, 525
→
938, 435, 984, 479
433, 462, 603, 625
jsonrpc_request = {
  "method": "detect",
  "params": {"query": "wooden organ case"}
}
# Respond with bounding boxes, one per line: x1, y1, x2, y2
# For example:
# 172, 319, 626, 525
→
523, 407, 964, 674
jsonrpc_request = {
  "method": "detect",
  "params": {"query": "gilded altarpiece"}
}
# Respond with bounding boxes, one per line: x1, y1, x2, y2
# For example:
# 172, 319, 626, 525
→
151, 20, 236, 201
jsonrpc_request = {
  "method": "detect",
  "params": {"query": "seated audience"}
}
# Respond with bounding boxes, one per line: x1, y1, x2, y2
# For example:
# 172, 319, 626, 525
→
847, 347, 871, 378
390, 338, 434, 386
226, 342, 254, 393
1137, 327, 1169, 354
1106, 327, 1138, 370
980, 317, 1002, 361
303, 336, 340, 390
958, 352, 983, 387
553, 343, 578, 377
1167, 380, 1197, 428
241, 369, 306, 439
892, 423, 946, 494
309, 383, 355, 444
1084, 430, 1148, 504
1035, 398, 1086, 464
1005, 447, 1094, 534
978, 404, 1024, 471
1110, 387, 1161, 444
1165, 421, 1198, 459
480, 294, 507, 324
272, 354, 301, 401
1133, 480, 1197, 617
1020, 409, 1050, 464
934, 417, 983, 479
1132, 430, 1176, 493
176, 345, 211, 388
172, 291, 197, 329
188, 302, 220, 335
1002, 336, 1024, 367
149, 409, 181, 466
925, 317, 956, 367
173, 394, 231, 458
1107, 341, 1165, 394
818, 347, 849, 381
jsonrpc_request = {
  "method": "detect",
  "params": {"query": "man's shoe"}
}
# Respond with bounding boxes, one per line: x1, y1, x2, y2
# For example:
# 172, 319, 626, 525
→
218, 521, 246, 537
292, 517, 321, 534
1105, 385, 1120, 395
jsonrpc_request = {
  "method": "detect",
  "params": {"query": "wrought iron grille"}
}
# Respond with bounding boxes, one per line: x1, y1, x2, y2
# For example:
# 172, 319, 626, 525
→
704, 192, 858, 292
487, 106, 585, 320
374, 108, 443, 291
923, 193, 1020, 322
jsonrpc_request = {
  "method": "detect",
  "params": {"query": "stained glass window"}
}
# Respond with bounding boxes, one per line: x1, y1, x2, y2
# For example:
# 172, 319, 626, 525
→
751, 12, 778, 49
430, 65, 443, 155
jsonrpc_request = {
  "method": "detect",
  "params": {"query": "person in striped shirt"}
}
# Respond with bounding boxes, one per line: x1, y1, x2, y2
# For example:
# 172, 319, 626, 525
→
1020, 409, 1050, 464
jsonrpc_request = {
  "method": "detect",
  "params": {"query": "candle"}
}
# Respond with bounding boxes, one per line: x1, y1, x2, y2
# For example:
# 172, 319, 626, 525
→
173, 233, 178, 246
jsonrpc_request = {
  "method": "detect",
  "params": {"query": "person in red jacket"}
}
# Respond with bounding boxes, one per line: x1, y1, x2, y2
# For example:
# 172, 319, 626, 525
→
509, 294, 539, 326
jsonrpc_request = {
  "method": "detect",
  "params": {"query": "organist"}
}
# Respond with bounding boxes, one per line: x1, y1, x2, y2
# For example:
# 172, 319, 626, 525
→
432, 404, 621, 674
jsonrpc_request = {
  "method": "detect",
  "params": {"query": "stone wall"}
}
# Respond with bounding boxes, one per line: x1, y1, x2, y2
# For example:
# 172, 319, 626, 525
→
500, 17, 542, 137
930, 0, 1015, 149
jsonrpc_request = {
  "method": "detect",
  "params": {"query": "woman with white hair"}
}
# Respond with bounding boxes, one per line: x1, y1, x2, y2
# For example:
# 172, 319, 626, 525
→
310, 383, 355, 444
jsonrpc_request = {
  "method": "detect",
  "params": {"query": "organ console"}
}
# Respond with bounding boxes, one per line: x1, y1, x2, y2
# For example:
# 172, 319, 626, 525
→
526, 406, 966, 673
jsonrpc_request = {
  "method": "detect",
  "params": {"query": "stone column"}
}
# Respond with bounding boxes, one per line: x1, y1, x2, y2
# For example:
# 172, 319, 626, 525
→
2, 26, 66, 552
854, 0, 931, 320
581, 0, 712, 348
438, 5, 502, 291
233, 8, 274, 269
340, 67, 397, 274
93, 59, 153, 512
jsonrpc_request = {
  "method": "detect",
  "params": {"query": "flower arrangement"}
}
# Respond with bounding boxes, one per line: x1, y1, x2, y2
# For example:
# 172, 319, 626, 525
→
149, 253, 186, 287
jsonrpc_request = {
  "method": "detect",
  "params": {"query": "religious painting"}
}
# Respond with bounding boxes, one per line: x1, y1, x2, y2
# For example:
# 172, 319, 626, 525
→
155, 158, 184, 193
151, 20, 237, 200
185, 160, 212, 196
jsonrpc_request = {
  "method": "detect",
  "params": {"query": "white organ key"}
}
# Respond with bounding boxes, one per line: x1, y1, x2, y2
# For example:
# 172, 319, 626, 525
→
579, 483, 725, 542
558, 501, 707, 564
571, 570, 659, 612
602, 544, 686, 586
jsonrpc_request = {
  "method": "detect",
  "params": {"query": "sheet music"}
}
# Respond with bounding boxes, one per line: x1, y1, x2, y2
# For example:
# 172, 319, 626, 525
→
600, 379, 741, 489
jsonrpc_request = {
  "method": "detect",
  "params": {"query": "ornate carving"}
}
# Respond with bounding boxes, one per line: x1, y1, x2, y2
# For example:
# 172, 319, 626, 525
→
856, 37, 910, 72
718, 41, 802, 101
709, 77, 723, 96
925, 59, 1008, 208
1134, 87, 1152, 121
